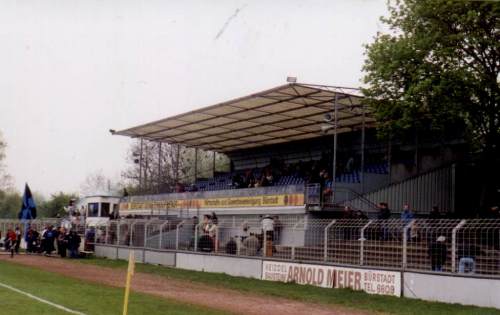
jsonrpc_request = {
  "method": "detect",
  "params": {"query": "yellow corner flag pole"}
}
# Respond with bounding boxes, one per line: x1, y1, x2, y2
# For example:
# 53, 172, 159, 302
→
122, 250, 135, 315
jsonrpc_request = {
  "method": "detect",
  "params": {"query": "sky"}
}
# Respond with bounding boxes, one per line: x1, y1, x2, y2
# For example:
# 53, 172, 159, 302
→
0, 0, 387, 196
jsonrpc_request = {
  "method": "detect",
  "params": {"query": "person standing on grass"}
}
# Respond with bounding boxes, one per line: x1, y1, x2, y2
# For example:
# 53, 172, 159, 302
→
57, 227, 68, 258
42, 225, 56, 256
6, 229, 17, 258
67, 230, 81, 258
428, 236, 447, 272
14, 226, 22, 254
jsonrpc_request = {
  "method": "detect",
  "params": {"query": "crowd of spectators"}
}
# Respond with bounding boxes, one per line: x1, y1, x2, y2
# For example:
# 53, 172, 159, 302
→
2, 224, 81, 259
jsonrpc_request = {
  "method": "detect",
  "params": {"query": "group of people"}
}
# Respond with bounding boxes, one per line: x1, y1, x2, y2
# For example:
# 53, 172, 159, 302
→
2, 225, 81, 258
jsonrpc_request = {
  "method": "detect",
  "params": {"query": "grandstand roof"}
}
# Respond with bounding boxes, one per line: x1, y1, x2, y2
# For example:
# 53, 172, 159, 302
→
113, 83, 375, 153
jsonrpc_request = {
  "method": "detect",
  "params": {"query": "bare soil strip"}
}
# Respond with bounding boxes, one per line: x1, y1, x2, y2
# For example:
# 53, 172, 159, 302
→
0, 254, 368, 315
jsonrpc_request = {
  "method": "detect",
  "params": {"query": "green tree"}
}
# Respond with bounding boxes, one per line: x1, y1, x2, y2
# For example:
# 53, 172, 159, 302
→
38, 192, 77, 218
363, 0, 499, 207
0, 190, 21, 218
0, 131, 12, 190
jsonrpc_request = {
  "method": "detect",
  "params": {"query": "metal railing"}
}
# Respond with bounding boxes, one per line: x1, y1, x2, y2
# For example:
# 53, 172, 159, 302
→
1, 217, 499, 277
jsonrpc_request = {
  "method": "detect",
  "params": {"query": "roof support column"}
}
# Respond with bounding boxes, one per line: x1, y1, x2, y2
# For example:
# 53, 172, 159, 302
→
139, 138, 144, 193
194, 148, 198, 182
158, 142, 162, 194
175, 144, 180, 184
332, 93, 338, 197
361, 104, 366, 194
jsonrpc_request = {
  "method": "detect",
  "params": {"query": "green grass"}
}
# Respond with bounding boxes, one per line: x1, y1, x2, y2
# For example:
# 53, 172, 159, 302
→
0, 260, 231, 315
77, 257, 500, 315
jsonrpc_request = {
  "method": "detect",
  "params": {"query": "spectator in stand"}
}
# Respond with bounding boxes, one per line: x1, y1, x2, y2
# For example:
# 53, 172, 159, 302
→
484, 206, 500, 219
428, 236, 448, 272
429, 205, 441, 219
244, 170, 255, 188
67, 230, 81, 258
241, 234, 260, 256
232, 173, 244, 189
342, 205, 356, 219
14, 226, 22, 254
175, 182, 185, 193
378, 202, 391, 219
377, 202, 391, 240
401, 203, 414, 241
401, 204, 414, 221
202, 214, 211, 234
458, 243, 482, 274
272, 216, 282, 244
262, 215, 274, 256
42, 225, 56, 256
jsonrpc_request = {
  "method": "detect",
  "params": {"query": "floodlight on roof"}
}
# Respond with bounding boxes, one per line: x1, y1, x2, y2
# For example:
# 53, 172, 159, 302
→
286, 76, 297, 83
321, 125, 335, 134
323, 113, 334, 122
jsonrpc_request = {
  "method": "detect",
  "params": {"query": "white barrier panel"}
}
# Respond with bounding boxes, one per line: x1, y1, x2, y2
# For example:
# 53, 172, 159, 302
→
404, 272, 500, 309
117, 248, 144, 263
262, 261, 401, 297
144, 250, 176, 267
94, 245, 118, 260
176, 253, 262, 279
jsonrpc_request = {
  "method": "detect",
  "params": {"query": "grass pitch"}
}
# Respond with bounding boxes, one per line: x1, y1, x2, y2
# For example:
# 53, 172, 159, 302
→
0, 259, 230, 315
79, 258, 500, 315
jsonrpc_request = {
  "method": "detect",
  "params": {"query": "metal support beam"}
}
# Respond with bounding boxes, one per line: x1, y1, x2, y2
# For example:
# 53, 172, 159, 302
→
332, 93, 339, 193
158, 142, 162, 193
360, 220, 373, 265
452, 220, 467, 272
139, 139, 144, 191
402, 219, 415, 269
175, 220, 185, 250
324, 220, 336, 261
194, 148, 198, 182
361, 105, 366, 193
159, 220, 169, 249
175, 144, 180, 184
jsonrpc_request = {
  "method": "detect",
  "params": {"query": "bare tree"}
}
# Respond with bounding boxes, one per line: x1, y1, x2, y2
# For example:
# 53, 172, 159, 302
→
0, 131, 13, 191
121, 139, 230, 194
80, 170, 122, 196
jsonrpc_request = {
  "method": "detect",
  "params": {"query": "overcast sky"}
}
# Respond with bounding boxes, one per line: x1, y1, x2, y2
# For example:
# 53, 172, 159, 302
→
0, 0, 387, 196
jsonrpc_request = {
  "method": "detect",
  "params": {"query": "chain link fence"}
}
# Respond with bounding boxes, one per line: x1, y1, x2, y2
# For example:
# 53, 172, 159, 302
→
1, 217, 499, 277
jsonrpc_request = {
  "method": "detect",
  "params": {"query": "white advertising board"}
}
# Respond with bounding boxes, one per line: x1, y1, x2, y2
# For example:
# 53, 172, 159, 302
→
262, 261, 401, 297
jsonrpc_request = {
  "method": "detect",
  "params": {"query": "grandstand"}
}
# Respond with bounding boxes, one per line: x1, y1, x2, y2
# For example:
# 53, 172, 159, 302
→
112, 82, 462, 219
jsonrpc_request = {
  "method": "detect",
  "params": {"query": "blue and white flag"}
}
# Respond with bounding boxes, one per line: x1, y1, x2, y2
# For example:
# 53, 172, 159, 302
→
18, 183, 37, 220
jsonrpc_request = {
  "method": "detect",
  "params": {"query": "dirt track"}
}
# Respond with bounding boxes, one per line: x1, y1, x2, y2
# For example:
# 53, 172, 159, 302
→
0, 254, 367, 315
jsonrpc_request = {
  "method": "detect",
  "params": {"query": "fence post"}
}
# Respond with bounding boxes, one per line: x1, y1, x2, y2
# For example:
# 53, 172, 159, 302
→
451, 220, 467, 273
129, 221, 136, 247
117, 221, 121, 246
324, 220, 336, 262
176, 220, 185, 250
402, 219, 415, 269
360, 220, 373, 266
159, 220, 169, 249
105, 222, 110, 245
144, 221, 150, 249
290, 220, 303, 260
194, 223, 200, 252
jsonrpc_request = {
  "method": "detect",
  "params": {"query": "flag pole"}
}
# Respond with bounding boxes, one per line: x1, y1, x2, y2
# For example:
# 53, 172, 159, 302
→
122, 250, 135, 315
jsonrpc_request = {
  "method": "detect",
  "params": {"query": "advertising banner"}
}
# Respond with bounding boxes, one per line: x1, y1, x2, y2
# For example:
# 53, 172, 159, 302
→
262, 261, 401, 297
120, 194, 304, 212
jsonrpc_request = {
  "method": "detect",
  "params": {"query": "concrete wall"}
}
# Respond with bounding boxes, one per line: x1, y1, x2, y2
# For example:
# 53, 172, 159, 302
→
144, 250, 176, 267
404, 272, 500, 309
94, 244, 500, 309
117, 247, 145, 263
176, 253, 262, 278
95, 245, 118, 259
